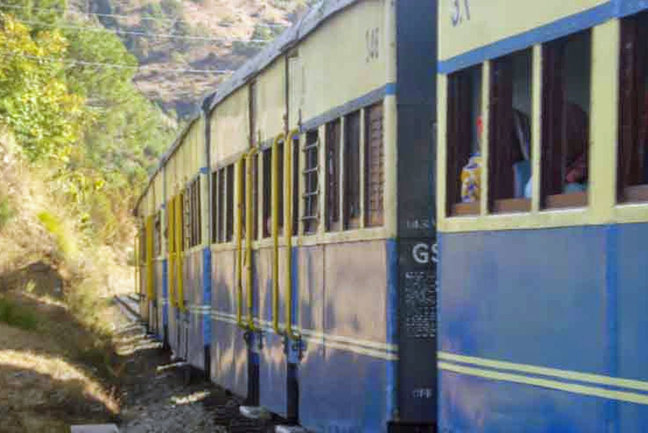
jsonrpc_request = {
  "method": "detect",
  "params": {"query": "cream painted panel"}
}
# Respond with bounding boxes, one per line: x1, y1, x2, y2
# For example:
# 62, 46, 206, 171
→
256, 58, 285, 144
210, 87, 249, 166
153, 172, 163, 209
438, 0, 607, 61
293, 0, 387, 124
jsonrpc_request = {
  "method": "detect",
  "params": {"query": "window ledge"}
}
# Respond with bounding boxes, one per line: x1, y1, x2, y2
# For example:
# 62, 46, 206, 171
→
544, 192, 588, 209
493, 198, 531, 214
451, 202, 481, 216
620, 185, 648, 203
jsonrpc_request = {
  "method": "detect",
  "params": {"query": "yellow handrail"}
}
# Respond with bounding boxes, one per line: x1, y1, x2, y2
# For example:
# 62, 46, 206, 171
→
284, 129, 301, 340
168, 196, 176, 307
145, 215, 154, 300
272, 132, 286, 336
235, 159, 246, 329
134, 233, 139, 296
245, 149, 260, 332
176, 192, 185, 311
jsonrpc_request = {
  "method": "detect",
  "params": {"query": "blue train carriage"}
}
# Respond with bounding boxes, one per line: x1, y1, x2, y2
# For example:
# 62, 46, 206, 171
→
205, 0, 437, 431
134, 168, 163, 338
161, 115, 210, 369
437, 0, 648, 431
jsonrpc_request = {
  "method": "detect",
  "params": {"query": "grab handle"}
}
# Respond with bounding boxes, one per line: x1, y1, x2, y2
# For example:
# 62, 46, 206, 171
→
245, 149, 260, 332
284, 129, 301, 340
272, 133, 286, 336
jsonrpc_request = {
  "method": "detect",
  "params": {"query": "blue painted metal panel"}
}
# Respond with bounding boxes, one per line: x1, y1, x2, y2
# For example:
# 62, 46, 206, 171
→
154, 261, 164, 338
438, 223, 648, 432
439, 369, 605, 433
438, 3, 613, 74
439, 226, 607, 373
298, 240, 392, 432
619, 0, 648, 17
203, 247, 212, 346
186, 250, 204, 368
257, 247, 288, 416
615, 223, 648, 432
300, 346, 390, 433
386, 239, 398, 420
210, 248, 248, 397
162, 259, 169, 328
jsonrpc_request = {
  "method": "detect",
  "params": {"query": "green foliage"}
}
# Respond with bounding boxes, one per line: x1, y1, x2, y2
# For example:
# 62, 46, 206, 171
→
0, 14, 86, 162
38, 211, 77, 258
0, 296, 38, 330
0, 0, 66, 28
0, 192, 12, 230
160, 0, 183, 19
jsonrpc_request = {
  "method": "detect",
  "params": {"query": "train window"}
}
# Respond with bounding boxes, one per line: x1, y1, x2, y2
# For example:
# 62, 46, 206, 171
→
541, 31, 591, 209
189, 183, 194, 246
195, 178, 201, 246
446, 65, 483, 216
489, 49, 533, 213
241, 160, 247, 240
262, 148, 272, 238
302, 130, 320, 234
183, 190, 191, 250
618, 11, 648, 203
167, 198, 175, 253
154, 212, 161, 256
189, 180, 196, 247
211, 171, 218, 243
277, 140, 285, 235
139, 225, 146, 264
226, 164, 234, 242
185, 179, 201, 248
365, 103, 384, 227
217, 169, 226, 243
292, 136, 299, 236
252, 154, 259, 239
326, 119, 341, 231
344, 110, 361, 230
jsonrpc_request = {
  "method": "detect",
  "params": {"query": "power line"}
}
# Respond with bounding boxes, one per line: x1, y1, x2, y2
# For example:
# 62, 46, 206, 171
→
0, 50, 234, 74
16, 18, 271, 44
0, 2, 289, 29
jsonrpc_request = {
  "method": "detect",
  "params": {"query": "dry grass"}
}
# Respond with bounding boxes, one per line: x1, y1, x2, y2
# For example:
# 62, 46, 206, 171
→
0, 130, 127, 432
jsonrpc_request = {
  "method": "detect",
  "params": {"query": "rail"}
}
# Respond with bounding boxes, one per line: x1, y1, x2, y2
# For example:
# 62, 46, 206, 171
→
284, 129, 301, 341
245, 148, 260, 332
272, 133, 286, 336
235, 159, 245, 329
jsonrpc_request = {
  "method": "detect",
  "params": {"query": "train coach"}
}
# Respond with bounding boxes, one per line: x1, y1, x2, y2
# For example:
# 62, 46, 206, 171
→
135, 0, 438, 431
437, 0, 648, 431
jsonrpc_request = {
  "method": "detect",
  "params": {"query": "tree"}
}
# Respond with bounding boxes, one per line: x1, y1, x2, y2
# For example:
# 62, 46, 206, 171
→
0, 13, 85, 161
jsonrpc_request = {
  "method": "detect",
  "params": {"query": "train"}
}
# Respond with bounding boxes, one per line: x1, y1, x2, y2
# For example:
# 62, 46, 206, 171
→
134, 0, 648, 431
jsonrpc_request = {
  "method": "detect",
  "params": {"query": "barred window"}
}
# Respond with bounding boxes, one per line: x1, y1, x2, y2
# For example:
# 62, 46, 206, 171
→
262, 148, 272, 238
302, 130, 320, 234
488, 49, 532, 213
226, 164, 234, 242
541, 30, 590, 209
344, 110, 361, 230
364, 103, 384, 227
325, 119, 341, 231
618, 11, 648, 203
154, 212, 161, 256
446, 65, 483, 216
292, 136, 300, 236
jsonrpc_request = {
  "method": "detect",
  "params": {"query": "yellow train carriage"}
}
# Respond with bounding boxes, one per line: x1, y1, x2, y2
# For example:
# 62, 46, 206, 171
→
137, 0, 438, 431
205, 0, 437, 431
437, 1, 648, 431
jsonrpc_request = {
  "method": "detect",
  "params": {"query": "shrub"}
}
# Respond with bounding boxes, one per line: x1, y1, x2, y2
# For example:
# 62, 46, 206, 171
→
0, 297, 38, 330
0, 193, 13, 231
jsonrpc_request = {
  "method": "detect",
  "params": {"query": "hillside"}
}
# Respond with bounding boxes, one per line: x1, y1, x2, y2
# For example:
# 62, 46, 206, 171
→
78, 0, 312, 118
